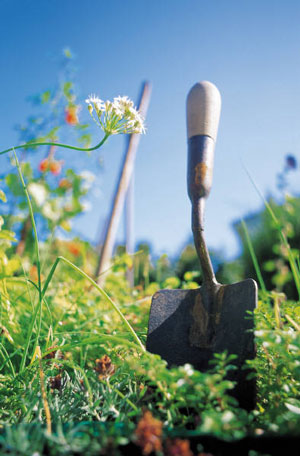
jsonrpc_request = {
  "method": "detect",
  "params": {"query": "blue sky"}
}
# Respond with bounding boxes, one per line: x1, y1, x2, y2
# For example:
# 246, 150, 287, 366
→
1, 0, 300, 259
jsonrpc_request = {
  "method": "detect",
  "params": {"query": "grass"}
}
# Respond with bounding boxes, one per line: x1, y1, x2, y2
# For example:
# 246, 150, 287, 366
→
244, 167, 300, 299
12, 150, 144, 377
0, 155, 300, 455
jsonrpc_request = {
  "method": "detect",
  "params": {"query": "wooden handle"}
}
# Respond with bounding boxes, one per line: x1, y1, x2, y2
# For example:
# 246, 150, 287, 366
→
186, 81, 221, 140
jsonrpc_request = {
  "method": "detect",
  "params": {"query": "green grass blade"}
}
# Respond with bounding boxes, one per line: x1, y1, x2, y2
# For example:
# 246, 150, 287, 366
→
0, 347, 22, 372
13, 151, 41, 294
0, 343, 15, 376
13, 151, 43, 372
99, 378, 138, 412
244, 167, 300, 299
40, 255, 145, 351
58, 256, 146, 351
241, 219, 267, 293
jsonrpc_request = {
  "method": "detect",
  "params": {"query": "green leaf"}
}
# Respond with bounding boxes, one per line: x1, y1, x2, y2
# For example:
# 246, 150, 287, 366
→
41, 90, 51, 104
60, 220, 71, 232
183, 271, 199, 282
0, 230, 17, 242
263, 260, 276, 272
0, 189, 7, 202
6, 173, 23, 197
63, 81, 73, 98
75, 124, 89, 131
162, 277, 181, 289
44, 126, 60, 141
63, 48, 72, 58
78, 134, 92, 147
21, 162, 33, 180
5, 257, 21, 275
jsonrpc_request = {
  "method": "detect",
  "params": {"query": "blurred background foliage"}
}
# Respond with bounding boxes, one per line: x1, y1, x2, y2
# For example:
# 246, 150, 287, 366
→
1, 49, 300, 304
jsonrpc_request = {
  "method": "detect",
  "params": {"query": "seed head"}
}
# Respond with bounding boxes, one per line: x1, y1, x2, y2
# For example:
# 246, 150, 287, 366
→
164, 438, 194, 456
95, 354, 116, 379
135, 410, 163, 455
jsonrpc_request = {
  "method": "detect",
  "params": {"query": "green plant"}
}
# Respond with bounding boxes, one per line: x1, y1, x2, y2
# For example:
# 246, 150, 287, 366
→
1, 91, 300, 456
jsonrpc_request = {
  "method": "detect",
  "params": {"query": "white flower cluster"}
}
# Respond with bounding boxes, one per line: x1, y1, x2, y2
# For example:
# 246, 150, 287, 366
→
85, 95, 145, 135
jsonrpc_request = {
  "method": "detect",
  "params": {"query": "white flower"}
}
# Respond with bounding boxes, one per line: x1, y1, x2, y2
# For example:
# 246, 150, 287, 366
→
80, 170, 95, 181
287, 344, 298, 352
81, 200, 92, 212
285, 403, 300, 415
42, 203, 59, 222
80, 170, 95, 190
183, 364, 194, 376
222, 410, 235, 423
113, 96, 134, 110
85, 94, 102, 105
287, 327, 296, 337
111, 103, 123, 118
85, 95, 105, 114
86, 93, 145, 136
28, 182, 47, 206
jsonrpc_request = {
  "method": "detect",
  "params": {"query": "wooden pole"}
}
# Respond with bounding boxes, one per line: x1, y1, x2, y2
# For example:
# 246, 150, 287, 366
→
95, 81, 152, 284
125, 170, 135, 287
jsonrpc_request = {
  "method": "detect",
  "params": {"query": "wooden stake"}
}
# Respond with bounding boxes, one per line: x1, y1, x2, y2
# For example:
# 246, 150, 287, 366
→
95, 81, 152, 284
125, 171, 135, 287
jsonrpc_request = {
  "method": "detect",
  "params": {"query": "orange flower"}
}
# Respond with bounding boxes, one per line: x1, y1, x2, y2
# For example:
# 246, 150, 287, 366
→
164, 438, 194, 456
68, 242, 81, 256
29, 265, 44, 282
135, 410, 163, 455
65, 106, 78, 125
39, 158, 49, 172
95, 354, 115, 379
59, 178, 72, 189
64, 204, 73, 213
50, 161, 62, 175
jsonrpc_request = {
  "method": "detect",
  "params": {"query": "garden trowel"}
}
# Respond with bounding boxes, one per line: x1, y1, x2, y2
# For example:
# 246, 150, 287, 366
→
146, 81, 257, 410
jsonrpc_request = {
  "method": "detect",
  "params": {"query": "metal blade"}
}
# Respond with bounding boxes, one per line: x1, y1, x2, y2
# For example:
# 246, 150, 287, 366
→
146, 279, 257, 410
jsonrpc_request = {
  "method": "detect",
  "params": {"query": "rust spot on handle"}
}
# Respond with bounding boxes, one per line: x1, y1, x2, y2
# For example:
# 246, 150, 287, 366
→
194, 162, 213, 188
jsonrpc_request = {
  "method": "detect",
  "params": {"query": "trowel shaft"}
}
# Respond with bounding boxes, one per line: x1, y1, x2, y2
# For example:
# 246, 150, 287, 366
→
187, 135, 217, 285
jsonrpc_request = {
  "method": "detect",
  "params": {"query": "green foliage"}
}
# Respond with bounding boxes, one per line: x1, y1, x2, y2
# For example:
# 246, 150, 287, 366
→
249, 296, 300, 434
1, 186, 300, 451
1, 66, 300, 454
228, 195, 300, 299
175, 243, 201, 282
2, 50, 94, 252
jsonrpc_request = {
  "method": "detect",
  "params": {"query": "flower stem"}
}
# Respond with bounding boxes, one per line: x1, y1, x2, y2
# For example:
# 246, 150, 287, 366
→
1, 134, 110, 156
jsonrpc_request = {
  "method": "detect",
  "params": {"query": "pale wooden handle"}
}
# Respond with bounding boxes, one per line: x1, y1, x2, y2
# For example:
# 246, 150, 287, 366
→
186, 81, 221, 140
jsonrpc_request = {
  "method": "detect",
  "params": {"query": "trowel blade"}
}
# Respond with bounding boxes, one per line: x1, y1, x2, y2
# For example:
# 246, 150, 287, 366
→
146, 278, 257, 410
